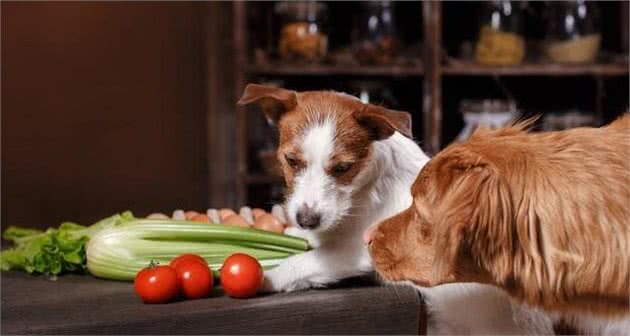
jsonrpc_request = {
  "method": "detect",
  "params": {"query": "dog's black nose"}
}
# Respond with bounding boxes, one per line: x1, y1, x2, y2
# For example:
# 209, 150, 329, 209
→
296, 206, 321, 229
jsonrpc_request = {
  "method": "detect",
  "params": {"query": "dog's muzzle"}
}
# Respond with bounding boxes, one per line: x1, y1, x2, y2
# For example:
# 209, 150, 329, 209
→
296, 205, 321, 229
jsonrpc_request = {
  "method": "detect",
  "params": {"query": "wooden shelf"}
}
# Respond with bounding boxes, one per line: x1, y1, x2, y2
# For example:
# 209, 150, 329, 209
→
249, 62, 629, 77
231, 2, 629, 206
442, 62, 629, 76
244, 174, 283, 185
247, 63, 424, 77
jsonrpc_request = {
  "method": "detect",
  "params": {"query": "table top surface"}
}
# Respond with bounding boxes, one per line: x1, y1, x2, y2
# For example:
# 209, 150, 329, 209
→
1, 271, 423, 335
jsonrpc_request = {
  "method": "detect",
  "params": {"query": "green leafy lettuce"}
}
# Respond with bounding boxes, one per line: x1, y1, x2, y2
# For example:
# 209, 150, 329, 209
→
1, 211, 135, 276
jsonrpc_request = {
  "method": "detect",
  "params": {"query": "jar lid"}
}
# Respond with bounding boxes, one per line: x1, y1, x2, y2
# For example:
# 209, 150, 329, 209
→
460, 99, 518, 114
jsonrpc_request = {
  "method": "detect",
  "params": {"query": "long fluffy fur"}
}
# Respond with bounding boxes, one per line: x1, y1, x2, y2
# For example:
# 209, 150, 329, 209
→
433, 115, 630, 317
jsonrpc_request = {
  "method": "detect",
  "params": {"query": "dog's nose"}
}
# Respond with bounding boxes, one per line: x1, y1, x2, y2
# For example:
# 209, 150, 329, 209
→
363, 225, 378, 245
296, 205, 321, 229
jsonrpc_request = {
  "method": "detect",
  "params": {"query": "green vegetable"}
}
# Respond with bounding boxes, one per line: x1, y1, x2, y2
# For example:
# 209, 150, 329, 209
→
1, 212, 135, 276
1, 212, 309, 281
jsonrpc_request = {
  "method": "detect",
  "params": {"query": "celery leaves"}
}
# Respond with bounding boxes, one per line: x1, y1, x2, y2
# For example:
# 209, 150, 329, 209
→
1, 212, 135, 276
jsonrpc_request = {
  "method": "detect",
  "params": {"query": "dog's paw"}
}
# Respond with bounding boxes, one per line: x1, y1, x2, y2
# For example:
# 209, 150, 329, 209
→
260, 269, 312, 293
284, 227, 321, 248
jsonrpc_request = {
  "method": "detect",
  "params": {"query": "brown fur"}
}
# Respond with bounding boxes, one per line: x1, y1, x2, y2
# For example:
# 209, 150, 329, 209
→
237, 84, 413, 189
368, 115, 630, 317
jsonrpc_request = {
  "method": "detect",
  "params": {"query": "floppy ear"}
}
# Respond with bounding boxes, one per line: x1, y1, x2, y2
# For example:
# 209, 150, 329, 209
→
353, 104, 413, 140
430, 153, 510, 286
237, 84, 298, 126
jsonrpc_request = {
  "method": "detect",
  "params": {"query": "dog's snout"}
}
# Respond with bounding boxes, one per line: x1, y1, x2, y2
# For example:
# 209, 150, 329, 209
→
296, 205, 321, 229
363, 225, 378, 245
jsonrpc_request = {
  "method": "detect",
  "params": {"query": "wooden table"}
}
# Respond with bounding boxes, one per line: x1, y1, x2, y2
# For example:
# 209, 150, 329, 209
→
1, 272, 426, 335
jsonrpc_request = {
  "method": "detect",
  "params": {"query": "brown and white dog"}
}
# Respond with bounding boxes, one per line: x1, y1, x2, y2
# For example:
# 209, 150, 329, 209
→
237, 83, 429, 292
238, 84, 530, 335
365, 115, 630, 334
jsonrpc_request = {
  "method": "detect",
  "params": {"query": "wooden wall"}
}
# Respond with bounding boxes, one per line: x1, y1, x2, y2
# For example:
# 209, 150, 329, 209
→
1, 2, 232, 229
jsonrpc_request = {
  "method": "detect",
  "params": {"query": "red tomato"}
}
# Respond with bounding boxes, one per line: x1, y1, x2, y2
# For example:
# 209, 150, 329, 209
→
220, 253, 263, 298
134, 264, 179, 304
174, 260, 213, 299
169, 254, 208, 269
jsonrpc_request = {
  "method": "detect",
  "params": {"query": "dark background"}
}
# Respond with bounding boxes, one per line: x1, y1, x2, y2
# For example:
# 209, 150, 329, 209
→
2, 2, 236, 228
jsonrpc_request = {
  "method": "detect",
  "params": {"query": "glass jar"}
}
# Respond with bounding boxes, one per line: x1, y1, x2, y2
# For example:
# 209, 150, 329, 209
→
457, 99, 518, 141
351, 1, 400, 65
275, 1, 328, 63
475, 1, 526, 65
543, 1, 601, 64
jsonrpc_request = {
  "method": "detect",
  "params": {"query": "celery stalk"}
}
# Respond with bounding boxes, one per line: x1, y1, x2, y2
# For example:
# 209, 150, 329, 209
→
86, 219, 308, 281
1, 212, 309, 281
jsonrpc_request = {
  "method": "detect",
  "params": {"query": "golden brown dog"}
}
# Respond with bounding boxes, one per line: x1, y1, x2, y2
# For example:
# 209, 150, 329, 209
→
366, 115, 630, 333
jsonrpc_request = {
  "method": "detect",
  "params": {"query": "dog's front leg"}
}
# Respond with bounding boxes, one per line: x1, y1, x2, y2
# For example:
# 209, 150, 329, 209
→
261, 245, 368, 292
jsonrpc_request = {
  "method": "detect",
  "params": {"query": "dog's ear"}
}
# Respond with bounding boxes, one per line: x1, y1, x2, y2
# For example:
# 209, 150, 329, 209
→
429, 151, 510, 286
354, 104, 413, 140
237, 84, 298, 126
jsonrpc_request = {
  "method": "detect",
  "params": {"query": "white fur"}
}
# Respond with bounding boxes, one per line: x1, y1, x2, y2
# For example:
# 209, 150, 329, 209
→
565, 312, 630, 335
413, 275, 629, 335
418, 283, 530, 335
508, 298, 630, 335
285, 117, 348, 232
263, 125, 428, 292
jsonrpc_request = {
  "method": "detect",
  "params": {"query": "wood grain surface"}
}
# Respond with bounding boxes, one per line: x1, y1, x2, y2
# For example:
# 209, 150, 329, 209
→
1, 272, 425, 335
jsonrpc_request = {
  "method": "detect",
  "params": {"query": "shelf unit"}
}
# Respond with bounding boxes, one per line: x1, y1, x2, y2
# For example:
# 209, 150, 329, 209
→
231, 1, 629, 206
247, 64, 425, 77
442, 62, 629, 76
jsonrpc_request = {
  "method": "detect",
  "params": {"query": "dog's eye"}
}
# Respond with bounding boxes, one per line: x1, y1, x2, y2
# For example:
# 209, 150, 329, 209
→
285, 154, 299, 168
332, 162, 353, 175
